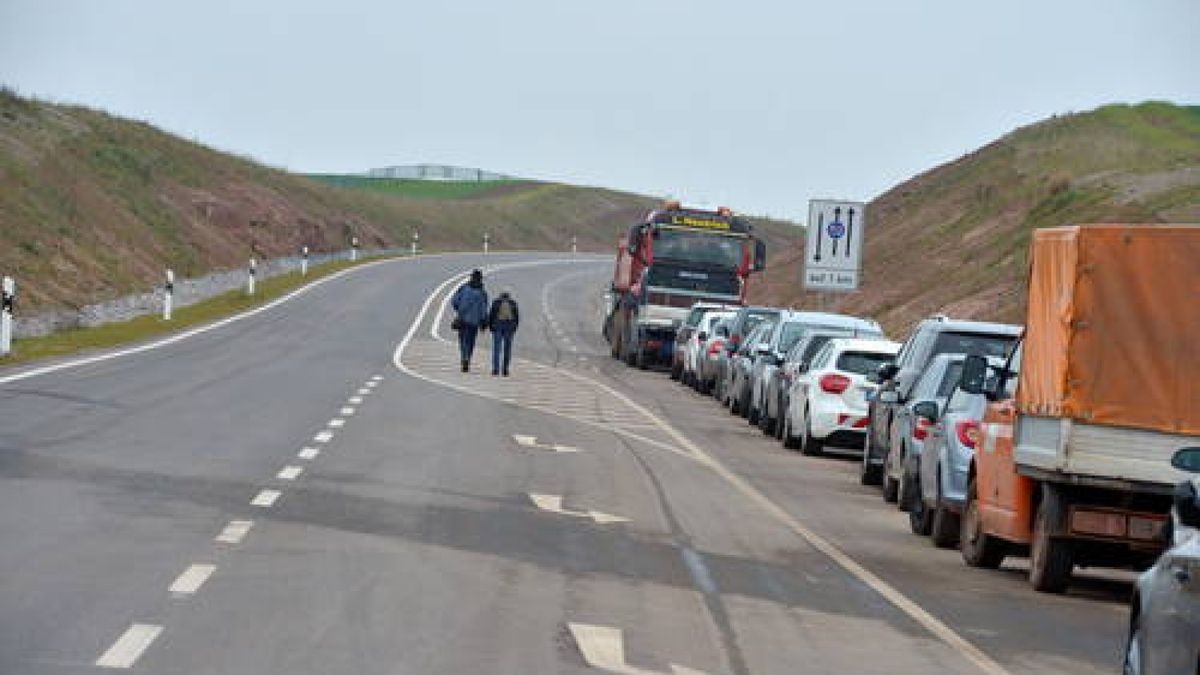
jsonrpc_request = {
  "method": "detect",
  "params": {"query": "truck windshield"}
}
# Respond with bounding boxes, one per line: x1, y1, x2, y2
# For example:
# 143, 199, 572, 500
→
653, 229, 745, 268
645, 265, 740, 296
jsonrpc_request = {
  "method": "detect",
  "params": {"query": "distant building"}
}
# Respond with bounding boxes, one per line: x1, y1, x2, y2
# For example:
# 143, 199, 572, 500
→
366, 164, 517, 182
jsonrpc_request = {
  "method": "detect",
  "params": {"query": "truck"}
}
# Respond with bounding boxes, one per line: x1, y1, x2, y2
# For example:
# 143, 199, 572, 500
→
604, 202, 767, 369
958, 224, 1200, 593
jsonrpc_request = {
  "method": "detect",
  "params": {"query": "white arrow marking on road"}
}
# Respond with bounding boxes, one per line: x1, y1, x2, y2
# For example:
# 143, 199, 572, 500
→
512, 435, 580, 453
528, 493, 628, 524
568, 623, 708, 675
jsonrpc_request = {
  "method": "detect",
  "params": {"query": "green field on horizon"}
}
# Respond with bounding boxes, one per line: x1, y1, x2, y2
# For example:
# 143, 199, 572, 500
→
307, 174, 522, 199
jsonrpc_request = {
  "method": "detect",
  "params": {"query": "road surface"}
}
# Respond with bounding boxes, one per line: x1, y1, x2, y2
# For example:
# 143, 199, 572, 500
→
0, 253, 1132, 674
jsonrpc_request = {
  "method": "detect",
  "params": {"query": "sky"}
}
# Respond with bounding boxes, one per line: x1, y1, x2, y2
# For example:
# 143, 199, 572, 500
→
2, 0, 1197, 222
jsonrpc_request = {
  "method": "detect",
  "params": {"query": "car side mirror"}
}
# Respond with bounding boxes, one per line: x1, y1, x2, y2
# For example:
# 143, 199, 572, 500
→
877, 363, 899, 382
1173, 480, 1200, 529
913, 400, 939, 421
1171, 447, 1200, 473
697, 332, 708, 342
878, 390, 899, 404
959, 354, 990, 396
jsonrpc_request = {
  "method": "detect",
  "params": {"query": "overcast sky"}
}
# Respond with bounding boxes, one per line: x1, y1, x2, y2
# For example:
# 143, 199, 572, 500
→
2, 0, 1197, 221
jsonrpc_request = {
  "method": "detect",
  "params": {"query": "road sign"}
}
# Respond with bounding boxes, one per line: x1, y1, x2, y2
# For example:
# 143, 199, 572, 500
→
804, 199, 865, 292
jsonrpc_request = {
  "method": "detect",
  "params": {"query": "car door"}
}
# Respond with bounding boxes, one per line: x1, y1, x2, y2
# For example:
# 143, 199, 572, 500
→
891, 358, 945, 476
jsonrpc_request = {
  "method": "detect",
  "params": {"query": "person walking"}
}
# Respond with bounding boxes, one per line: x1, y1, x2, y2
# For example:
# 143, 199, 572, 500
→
488, 288, 520, 376
450, 269, 489, 372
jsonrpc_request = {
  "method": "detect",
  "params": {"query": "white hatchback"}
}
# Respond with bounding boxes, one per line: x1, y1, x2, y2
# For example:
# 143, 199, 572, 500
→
782, 337, 901, 455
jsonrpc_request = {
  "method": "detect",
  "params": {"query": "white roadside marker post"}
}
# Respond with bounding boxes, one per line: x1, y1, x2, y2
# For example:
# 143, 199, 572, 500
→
411, 230, 419, 257
301, 245, 309, 276
163, 269, 174, 321
571, 235, 578, 256
0, 276, 14, 357
351, 236, 359, 262
247, 258, 257, 296
483, 232, 490, 255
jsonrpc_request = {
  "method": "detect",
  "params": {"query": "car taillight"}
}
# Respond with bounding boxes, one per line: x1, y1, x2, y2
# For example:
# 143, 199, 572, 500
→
913, 417, 934, 441
956, 420, 982, 448
707, 340, 725, 355
819, 374, 850, 394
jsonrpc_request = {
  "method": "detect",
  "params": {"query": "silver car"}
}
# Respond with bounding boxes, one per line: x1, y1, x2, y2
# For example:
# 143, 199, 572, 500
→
883, 352, 965, 506
1124, 447, 1200, 674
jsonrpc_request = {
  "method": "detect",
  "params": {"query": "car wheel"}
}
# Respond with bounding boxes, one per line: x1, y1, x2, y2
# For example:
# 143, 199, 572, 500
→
747, 402, 759, 425
929, 473, 960, 548
774, 398, 786, 441
960, 478, 1007, 569
670, 361, 681, 380
1030, 484, 1073, 593
860, 439, 883, 486
799, 413, 823, 457
882, 469, 900, 504
782, 414, 800, 449
740, 388, 752, 420
1122, 616, 1142, 675
907, 470, 933, 535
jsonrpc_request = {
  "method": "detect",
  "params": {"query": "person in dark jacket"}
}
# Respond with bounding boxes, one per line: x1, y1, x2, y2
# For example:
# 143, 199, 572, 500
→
487, 288, 520, 376
450, 269, 489, 372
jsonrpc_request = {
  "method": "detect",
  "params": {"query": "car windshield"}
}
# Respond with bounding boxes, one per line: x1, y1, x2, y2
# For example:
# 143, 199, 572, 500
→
937, 362, 966, 397
778, 322, 808, 351
837, 350, 895, 376
652, 228, 745, 268
932, 332, 1016, 359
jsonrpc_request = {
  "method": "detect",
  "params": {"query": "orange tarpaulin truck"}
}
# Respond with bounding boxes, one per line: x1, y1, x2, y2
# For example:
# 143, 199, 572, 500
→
959, 224, 1200, 593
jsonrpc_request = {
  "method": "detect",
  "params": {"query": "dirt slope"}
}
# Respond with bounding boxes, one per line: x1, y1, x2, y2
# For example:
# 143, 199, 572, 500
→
750, 102, 1200, 335
0, 89, 800, 312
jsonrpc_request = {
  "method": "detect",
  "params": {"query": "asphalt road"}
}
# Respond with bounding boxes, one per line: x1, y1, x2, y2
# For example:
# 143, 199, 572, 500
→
0, 253, 1132, 674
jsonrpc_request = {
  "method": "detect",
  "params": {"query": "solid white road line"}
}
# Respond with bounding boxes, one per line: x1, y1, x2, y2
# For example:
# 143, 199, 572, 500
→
396, 265, 1013, 675
340, 406, 355, 415
251, 489, 281, 507
95, 623, 163, 669
298, 447, 321, 460
169, 563, 216, 595
328, 418, 345, 428
215, 520, 254, 544
313, 431, 334, 443
277, 465, 304, 481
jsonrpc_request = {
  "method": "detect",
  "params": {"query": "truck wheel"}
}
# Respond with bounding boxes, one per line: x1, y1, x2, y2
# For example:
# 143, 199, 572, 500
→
929, 474, 960, 548
1030, 484, 1073, 594
960, 478, 1006, 569
860, 441, 883, 486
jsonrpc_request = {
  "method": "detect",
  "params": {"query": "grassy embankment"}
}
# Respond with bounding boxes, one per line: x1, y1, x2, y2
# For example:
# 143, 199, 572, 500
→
0, 256, 383, 367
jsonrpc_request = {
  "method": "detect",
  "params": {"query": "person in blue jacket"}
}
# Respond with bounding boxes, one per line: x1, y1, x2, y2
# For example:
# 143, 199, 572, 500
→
451, 269, 489, 372
487, 288, 520, 376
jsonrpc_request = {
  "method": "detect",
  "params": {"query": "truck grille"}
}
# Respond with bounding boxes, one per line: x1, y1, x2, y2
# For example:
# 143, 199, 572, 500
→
646, 292, 702, 308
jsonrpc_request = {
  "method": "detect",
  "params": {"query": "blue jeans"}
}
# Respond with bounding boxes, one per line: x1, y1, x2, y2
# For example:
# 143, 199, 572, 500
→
458, 324, 479, 363
492, 325, 515, 374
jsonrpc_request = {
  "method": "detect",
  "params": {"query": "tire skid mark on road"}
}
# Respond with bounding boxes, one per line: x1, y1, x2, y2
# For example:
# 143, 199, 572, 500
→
394, 264, 1013, 675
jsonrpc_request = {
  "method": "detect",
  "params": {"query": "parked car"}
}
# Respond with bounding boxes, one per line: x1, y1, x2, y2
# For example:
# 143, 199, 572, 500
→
682, 310, 734, 388
713, 307, 781, 403
781, 338, 901, 455
1123, 447, 1200, 675
671, 303, 734, 380
862, 316, 1021, 487
909, 377, 994, 547
726, 321, 775, 416
882, 352, 970, 506
694, 315, 733, 394
746, 312, 810, 428
759, 316, 884, 438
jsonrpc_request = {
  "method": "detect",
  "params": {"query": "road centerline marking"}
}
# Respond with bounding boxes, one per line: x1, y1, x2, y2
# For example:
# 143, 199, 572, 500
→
215, 520, 253, 544
169, 563, 216, 595
328, 418, 345, 428
298, 447, 320, 460
95, 623, 162, 669
251, 489, 281, 507
277, 465, 304, 481
313, 431, 334, 443
340, 406, 356, 415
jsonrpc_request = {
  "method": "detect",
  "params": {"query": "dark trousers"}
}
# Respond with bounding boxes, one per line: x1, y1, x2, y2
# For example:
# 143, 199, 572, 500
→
458, 324, 479, 363
492, 325, 515, 373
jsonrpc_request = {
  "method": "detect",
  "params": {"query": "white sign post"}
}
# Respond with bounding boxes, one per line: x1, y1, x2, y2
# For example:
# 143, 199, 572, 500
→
803, 199, 866, 292
483, 232, 490, 255
163, 269, 175, 321
350, 237, 359, 262
247, 258, 257, 296
0, 276, 14, 356
411, 230, 419, 257
301, 246, 309, 276
571, 235, 578, 256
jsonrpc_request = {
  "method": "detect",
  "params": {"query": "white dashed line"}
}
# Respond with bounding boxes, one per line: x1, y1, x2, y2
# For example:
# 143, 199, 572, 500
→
357, 388, 371, 395
215, 520, 253, 544
365, 381, 378, 388
328, 418, 345, 428
298, 447, 320, 460
340, 407, 356, 416
313, 431, 334, 443
169, 563, 216, 595
251, 489, 281, 508
371, 375, 383, 381
95, 623, 162, 669
348, 396, 364, 404
277, 465, 304, 481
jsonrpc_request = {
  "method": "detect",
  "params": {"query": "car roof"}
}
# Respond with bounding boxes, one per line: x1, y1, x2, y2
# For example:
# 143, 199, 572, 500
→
920, 316, 1022, 335
828, 338, 902, 353
778, 310, 883, 332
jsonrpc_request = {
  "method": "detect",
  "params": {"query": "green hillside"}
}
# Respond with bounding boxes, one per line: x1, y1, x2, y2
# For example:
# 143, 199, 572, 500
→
0, 88, 801, 313
751, 102, 1200, 334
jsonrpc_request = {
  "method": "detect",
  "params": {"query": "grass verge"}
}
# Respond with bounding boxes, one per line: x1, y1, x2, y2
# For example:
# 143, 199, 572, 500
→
0, 256, 393, 369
